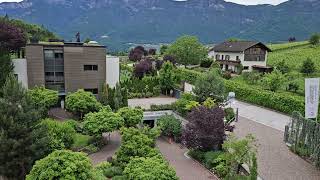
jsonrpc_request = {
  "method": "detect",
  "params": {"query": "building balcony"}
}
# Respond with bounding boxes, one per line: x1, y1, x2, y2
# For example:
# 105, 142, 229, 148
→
216, 59, 241, 66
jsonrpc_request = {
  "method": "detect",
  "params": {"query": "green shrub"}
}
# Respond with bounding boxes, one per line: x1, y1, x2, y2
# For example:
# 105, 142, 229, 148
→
118, 107, 143, 127
157, 115, 182, 138
39, 119, 76, 151
112, 175, 128, 180
72, 133, 92, 149
225, 80, 306, 116
188, 149, 206, 163
173, 93, 198, 116
225, 108, 235, 123
200, 58, 213, 68
102, 166, 123, 178
204, 151, 224, 169
82, 144, 99, 154
150, 104, 175, 111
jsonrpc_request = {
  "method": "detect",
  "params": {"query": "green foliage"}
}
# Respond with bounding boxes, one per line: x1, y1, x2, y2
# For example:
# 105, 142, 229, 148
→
0, 75, 47, 179
203, 97, 216, 108
150, 104, 175, 111
225, 108, 235, 123
123, 76, 160, 98
300, 58, 316, 74
225, 80, 305, 116
118, 107, 143, 127
175, 68, 202, 84
242, 71, 262, 85
83, 107, 124, 137
66, 89, 101, 118
309, 33, 320, 45
261, 69, 286, 92
185, 100, 200, 111
204, 151, 224, 169
160, 45, 168, 55
166, 35, 207, 66
157, 115, 182, 138
28, 86, 59, 112
159, 62, 176, 94
193, 70, 225, 102
39, 119, 76, 151
26, 150, 96, 180
123, 156, 178, 180
72, 133, 93, 149
173, 93, 198, 116
200, 57, 214, 68
188, 149, 206, 162
276, 60, 290, 74
115, 127, 160, 166
219, 134, 257, 179
0, 53, 13, 88
100, 83, 128, 111
95, 162, 123, 178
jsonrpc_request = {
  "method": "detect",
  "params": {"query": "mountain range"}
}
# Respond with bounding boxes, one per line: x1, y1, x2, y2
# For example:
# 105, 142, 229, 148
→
1, 0, 320, 51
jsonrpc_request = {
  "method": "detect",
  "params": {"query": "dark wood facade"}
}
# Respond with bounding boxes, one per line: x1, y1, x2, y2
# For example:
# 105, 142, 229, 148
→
244, 44, 267, 62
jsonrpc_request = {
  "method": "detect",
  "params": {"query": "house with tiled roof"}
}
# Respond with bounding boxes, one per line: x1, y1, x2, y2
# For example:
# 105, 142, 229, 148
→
208, 41, 272, 73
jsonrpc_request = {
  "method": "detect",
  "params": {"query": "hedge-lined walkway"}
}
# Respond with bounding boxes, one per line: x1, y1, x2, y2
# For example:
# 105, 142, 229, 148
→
235, 117, 320, 180
156, 138, 218, 180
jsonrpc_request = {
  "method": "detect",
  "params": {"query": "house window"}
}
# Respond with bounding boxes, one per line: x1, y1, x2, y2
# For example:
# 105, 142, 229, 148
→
216, 54, 220, 60
220, 64, 223, 69
84, 88, 98, 95
243, 66, 249, 70
84, 65, 98, 71
236, 56, 240, 61
14, 74, 18, 80
221, 55, 224, 60
225, 55, 230, 60
256, 56, 261, 61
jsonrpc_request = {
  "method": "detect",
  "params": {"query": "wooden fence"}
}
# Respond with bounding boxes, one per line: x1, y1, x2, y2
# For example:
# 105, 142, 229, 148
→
284, 111, 320, 167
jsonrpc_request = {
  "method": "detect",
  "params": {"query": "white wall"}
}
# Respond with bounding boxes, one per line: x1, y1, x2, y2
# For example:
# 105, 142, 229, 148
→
106, 56, 120, 88
12, 59, 28, 89
209, 51, 244, 62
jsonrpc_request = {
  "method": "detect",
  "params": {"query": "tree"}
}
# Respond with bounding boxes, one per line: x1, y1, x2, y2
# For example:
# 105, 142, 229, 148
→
148, 48, 156, 55
38, 119, 76, 151
301, 58, 316, 75
309, 33, 320, 45
166, 36, 207, 66
118, 107, 143, 127
28, 86, 59, 116
163, 55, 176, 64
124, 156, 178, 180
0, 75, 45, 179
115, 127, 160, 165
0, 53, 13, 88
84, 38, 91, 43
0, 20, 27, 53
276, 60, 290, 74
26, 150, 98, 180
159, 62, 176, 95
160, 45, 168, 55
128, 46, 147, 61
65, 89, 102, 119
262, 69, 286, 92
157, 115, 182, 138
182, 106, 225, 151
133, 58, 153, 78
242, 71, 262, 85
193, 70, 225, 102
83, 107, 124, 137
99, 83, 127, 111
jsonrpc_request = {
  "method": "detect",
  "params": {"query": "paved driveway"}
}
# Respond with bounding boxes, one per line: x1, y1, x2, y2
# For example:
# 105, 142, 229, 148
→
157, 138, 218, 180
234, 117, 320, 180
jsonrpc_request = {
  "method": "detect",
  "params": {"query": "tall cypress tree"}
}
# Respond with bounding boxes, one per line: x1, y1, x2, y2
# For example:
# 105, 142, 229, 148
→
0, 75, 46, 179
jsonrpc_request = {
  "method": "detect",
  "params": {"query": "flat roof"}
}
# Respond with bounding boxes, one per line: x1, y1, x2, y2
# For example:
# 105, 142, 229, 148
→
27, 41, 106, 48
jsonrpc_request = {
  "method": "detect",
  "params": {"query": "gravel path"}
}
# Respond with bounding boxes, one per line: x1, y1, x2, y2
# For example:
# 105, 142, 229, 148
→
89, 132, 121, 165
156, 138, 218, 180
234, 117, 320, 180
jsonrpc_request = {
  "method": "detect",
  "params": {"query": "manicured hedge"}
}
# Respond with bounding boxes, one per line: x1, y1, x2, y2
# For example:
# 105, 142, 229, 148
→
176, 67, 308, 116
225, 80, 305, 115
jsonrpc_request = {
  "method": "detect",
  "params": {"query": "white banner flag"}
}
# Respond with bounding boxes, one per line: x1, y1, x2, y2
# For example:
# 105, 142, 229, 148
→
305, 78, 320, 119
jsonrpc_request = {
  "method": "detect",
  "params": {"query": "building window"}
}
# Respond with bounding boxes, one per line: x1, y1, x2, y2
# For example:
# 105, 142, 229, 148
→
84, 88, 98, 95
236, 56, 240, 61
256, 56, 261, 61
221, 55, 224, 60
14, 74, 18, 80
225, 55, 230, 60
243, 66, 249, 70
216, 54, 220, 60
84, 65, 98, 71
220, 64, 223, 69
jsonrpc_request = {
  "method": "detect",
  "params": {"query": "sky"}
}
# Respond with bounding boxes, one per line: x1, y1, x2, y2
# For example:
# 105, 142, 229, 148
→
0, 0, 289, 5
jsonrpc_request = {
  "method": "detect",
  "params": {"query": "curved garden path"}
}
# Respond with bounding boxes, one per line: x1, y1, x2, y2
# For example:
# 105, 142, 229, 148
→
89, 132, 121, 165
156, 138, 219, 180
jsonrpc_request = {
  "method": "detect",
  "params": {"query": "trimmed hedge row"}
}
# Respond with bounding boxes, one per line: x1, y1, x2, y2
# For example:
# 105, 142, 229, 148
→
176, 67, 307, 116
224, 81, 305, 116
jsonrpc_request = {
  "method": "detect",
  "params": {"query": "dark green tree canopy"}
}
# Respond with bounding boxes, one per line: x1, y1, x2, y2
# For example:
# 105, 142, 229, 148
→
118, 107, 143, 127
166, 36, 207, 66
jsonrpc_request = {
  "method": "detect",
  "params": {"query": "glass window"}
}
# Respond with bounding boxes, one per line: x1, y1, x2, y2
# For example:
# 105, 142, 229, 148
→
243, 66, 249, 70
93, 65, 98, 71
84, 88, 98, 95
44, 50, 54, 59
216, 54, 220, 60
84, 65, 98, 71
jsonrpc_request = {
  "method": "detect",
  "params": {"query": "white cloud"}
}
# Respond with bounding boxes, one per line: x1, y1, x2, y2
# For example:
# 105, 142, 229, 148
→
225, 0, 288, 5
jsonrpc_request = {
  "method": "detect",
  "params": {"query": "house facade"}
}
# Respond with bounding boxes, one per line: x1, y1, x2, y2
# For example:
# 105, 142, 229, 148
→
13, 41, 119, 96
208, 41, 272, 73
